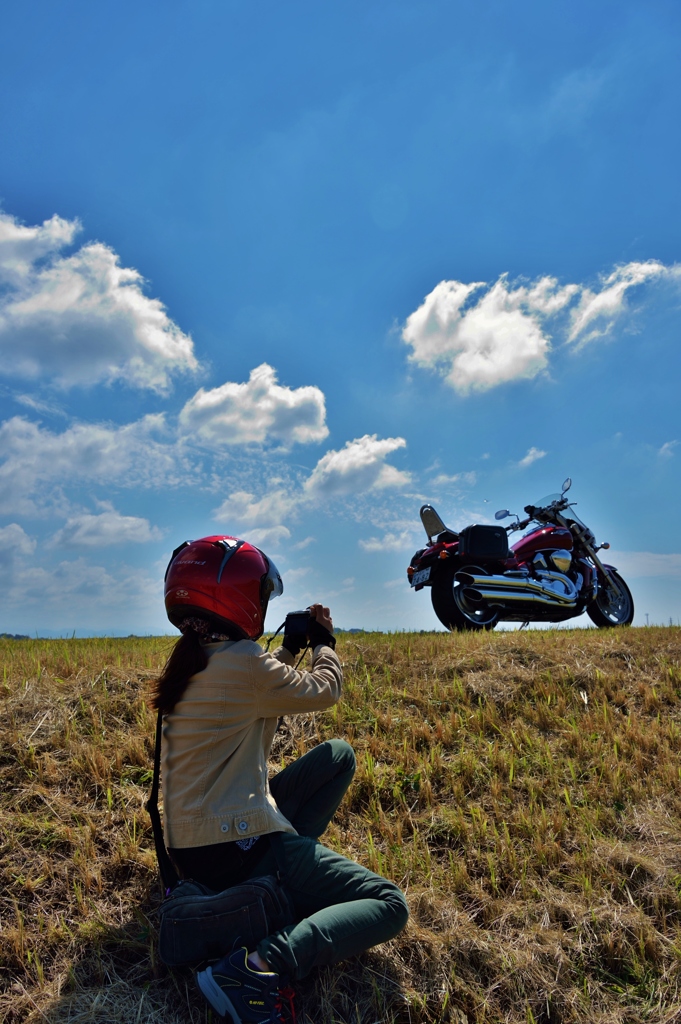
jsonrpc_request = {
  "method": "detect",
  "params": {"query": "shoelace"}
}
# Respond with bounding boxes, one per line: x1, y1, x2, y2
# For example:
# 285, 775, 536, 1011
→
274, 985, 296, 1023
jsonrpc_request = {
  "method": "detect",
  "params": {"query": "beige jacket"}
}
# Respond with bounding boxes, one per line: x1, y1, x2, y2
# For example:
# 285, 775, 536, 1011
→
161, 640, 342, 849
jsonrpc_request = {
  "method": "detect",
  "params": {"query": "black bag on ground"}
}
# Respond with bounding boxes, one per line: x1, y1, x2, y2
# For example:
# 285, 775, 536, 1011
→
156, 874, 292, 967
146, 710, 293, 967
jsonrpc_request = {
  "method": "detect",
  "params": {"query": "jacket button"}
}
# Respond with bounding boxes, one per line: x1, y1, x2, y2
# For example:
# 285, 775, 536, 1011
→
238, 821, 248, 832
221, 824, 229, 833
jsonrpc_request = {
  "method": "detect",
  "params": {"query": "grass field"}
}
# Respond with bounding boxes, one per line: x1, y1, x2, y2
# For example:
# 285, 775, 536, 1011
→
2, 627, 681, 1023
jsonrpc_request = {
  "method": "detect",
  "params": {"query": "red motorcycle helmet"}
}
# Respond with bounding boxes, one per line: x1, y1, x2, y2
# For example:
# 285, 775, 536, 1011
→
164, 536, 283, 640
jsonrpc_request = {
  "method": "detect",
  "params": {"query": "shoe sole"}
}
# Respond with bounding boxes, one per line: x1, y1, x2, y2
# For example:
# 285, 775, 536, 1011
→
196, 966, 240, 1023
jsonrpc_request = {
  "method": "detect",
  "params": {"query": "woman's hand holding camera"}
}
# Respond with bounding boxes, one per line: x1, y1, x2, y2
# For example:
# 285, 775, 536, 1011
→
307, 603, 335, 650
282, 603, 336, 656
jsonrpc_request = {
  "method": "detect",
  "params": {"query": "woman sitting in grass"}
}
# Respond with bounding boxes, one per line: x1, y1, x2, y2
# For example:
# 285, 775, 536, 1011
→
152, 535, 408, 1024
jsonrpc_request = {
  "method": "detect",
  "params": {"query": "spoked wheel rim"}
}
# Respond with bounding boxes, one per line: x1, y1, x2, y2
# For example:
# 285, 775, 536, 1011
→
596, 579, 633, 625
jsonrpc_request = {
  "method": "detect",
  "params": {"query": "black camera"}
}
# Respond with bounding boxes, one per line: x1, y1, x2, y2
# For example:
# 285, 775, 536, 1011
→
284, 609, 314, 635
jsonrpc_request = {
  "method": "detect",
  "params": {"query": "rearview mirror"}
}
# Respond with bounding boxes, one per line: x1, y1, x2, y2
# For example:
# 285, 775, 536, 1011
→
562, 477, 572, 494
420, 504, 447, 541
495, 509, 511, 520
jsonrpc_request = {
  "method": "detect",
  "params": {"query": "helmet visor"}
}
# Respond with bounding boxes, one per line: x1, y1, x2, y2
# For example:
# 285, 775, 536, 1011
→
261, 555, 284, 601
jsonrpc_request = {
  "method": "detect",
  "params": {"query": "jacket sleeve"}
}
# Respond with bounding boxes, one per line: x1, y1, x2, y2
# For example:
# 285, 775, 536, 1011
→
251, 644, 342, 718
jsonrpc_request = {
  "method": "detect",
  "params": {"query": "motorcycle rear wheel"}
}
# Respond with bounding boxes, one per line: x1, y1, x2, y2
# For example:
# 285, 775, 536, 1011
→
431, 563, 499, 631
587, 570, 634, 627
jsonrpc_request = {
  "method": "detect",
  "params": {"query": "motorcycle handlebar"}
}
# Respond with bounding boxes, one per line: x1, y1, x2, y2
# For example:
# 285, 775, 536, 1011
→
507, 516, 532, 533
523, 498, 569, 519
506, 499, 570, 535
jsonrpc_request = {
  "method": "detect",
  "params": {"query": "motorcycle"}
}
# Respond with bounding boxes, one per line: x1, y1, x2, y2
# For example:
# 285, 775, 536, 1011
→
407, 478, 634, 631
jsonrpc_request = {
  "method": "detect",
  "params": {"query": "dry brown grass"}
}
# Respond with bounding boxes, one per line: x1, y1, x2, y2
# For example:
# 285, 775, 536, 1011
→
2, 627, 681, 1023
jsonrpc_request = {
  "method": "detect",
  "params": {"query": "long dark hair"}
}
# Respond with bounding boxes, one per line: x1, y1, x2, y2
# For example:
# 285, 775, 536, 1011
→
151, 629, 209, 714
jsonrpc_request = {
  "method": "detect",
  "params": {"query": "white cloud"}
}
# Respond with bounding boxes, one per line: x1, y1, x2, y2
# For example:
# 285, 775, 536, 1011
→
180, 363, 328, 446
285, 567, 312, 582
4, 558, 160, 611
403, 262, 679, 393
244, 526, 292, 547
403, 275, 577, 393
212, 489, 298, 547
541, 67, 609, 135
293, 536, 316, 550
15, 393, 68, 418
0, 527, 161, 614
213, 489, 298, 527
0, 414, 182, 515
402, 279, 486, 365
567, 262, 667, 345
210, 434, 411, 545
359, 530, 413, 553
304, 434, 410, 497
0, 523, 37, 568
0, 212, 78, 284
0, 211, 197, 390
51, 509, 163, 547
431, 471, 477, 487
607, 551, 681, 579
517, 447, 547, 468
658, 440, 679, 459
0, 365, 331, 521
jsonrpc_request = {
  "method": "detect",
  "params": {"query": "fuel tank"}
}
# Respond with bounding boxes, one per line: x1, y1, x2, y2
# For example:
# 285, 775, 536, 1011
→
511, 526, 573, 564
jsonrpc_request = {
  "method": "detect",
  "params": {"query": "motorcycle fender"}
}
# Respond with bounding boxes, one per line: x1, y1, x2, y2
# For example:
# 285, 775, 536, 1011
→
593, 561, 620, 586
409, 539, 457, 589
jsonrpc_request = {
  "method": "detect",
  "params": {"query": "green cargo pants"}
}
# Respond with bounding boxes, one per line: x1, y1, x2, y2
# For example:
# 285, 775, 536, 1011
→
252, 739, 409, 980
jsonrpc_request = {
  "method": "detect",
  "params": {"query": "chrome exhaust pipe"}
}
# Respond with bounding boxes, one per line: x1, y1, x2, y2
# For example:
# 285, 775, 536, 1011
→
457, 570, 578, 606
463, 586, 577, 609
456, 570, 534, 590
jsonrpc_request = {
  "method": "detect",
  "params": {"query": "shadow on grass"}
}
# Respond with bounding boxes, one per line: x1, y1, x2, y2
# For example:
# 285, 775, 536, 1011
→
24, 896, 412, 1024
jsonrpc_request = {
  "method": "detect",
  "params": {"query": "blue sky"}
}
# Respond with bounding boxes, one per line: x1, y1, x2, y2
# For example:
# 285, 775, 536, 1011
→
1, 0, 680, 634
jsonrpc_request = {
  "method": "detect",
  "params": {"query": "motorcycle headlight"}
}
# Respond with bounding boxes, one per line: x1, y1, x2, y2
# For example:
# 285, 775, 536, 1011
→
549, 549, 572, 573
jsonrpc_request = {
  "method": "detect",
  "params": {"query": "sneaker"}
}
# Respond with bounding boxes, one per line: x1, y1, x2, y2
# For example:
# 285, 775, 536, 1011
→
196, 948, 291, 1023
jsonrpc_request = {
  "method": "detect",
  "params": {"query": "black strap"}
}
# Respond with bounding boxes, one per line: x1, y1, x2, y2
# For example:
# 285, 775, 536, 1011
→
145, 709, 180, 892
268, 831, 287, 883
264, 619, 286, 651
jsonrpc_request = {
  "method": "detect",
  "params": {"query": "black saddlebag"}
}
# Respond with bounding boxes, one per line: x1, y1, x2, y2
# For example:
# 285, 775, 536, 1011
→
458, 524, 509, 560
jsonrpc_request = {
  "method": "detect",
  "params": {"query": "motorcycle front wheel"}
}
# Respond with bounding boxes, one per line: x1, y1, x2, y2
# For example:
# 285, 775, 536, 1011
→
431, 563, 499, 632
587, 570, 634, 627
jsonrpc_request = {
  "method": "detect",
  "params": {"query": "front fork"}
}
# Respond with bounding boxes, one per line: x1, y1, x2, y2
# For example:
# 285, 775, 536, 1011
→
586, 546, 623, 599
569, 519, 621, 600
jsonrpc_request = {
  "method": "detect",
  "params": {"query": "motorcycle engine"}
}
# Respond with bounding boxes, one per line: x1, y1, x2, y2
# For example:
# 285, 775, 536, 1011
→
548, 549, 572, 573
533, 550, 572, 573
